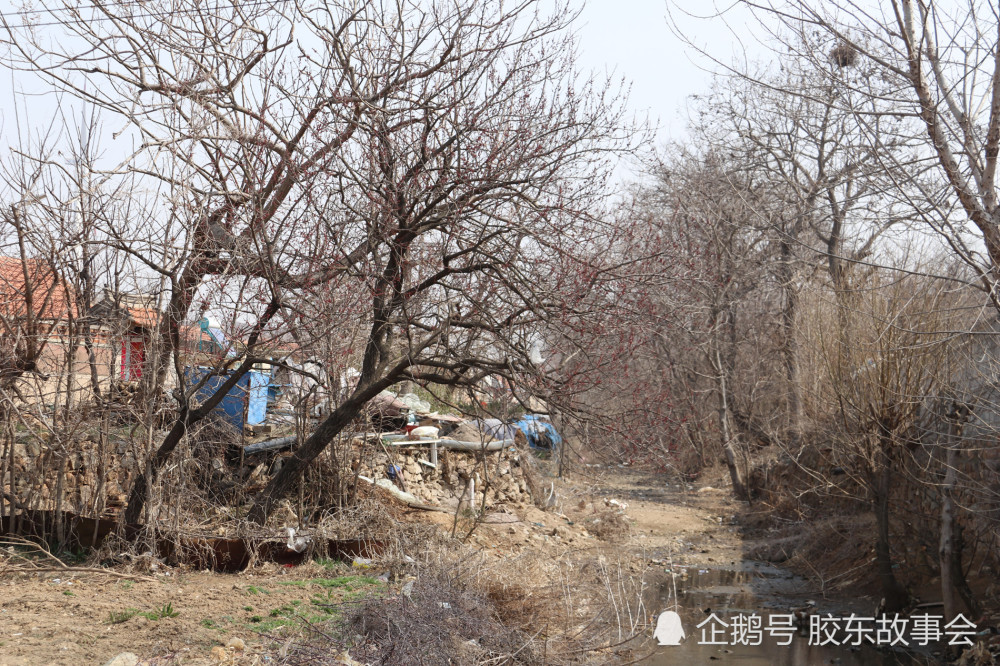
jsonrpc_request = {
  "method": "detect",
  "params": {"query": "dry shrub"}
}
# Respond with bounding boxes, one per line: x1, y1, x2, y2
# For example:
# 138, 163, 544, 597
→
584, 507, 631, 541
348, 565, 539, 665
515, 439, 549, 508
311, 493, 399, 539
484, 580, 545, 631
957, 641, 1000, 666
744, 439, 866, 523
186, 416, 243, 496
264, 509, 655, 665
270, 538, 540, 666
746, 515, 878, 592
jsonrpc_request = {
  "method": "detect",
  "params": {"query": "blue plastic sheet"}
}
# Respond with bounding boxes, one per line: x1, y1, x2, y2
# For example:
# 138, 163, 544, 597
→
184, 366, 270, 428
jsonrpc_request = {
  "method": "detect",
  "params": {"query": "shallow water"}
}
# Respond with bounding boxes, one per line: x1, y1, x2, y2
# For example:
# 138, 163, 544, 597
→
642, 563, 939, 665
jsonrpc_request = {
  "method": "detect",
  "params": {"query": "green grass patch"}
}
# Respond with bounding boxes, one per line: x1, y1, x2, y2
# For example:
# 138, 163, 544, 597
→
276, 576, 380, 590
107, 609, 139, 625
108, 603, 179, 624
243, 576, 382, 634
140, 602, 180, 620
314, 557, 343, 571
250, 615, 300, 633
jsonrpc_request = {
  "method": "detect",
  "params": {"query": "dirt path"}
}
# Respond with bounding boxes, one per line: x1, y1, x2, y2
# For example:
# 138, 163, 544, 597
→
588, 469, 745, 564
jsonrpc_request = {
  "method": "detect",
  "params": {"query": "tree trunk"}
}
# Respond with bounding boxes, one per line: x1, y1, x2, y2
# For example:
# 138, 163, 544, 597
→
247, 380, 391, 524
777, 239, 802, 436
950, 523, 981, 618
83, 330, 102, 401
123, 300, 280, 525
939, 421, 959, 622
713, 337, 747, 500
122, 372, 252, 526
874, 455, 907, 612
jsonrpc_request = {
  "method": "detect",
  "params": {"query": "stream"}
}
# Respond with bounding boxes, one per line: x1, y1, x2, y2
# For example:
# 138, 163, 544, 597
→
643, 562, 940, 665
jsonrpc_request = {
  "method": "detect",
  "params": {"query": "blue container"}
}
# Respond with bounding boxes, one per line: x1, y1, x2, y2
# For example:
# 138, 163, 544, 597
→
184, 366, 270, 428
247, 371, 269, 425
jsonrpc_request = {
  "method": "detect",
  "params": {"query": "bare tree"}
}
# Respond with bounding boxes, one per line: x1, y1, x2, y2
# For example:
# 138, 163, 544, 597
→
3, 0, 641, 525
680, 27, 934, 444
731, 0, 1000, 310
829, 272, 941, 610
625, 148, 778, 499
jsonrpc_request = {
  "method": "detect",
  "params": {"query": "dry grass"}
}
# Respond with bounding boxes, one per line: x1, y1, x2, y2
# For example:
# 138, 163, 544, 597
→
347, 565, 540, 666
260, 516, 655, 665
583, 507, 631, 541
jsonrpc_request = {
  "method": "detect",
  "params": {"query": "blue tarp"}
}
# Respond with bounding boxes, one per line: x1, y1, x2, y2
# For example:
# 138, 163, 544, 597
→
476, 415, 562, 452
184, 366, 270, 429
514, 414, 562, 452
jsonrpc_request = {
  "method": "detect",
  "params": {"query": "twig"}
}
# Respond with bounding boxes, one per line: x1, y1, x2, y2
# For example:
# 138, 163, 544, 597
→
0, 563, 158, 583
0, 536, 158, 582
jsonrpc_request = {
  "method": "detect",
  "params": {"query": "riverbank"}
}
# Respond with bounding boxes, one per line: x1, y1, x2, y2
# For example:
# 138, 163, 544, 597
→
0, 463, 990, 664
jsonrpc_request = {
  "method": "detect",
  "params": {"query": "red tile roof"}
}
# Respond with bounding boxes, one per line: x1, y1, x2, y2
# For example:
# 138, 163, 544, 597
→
124, 305, 160, 329
0, 256, 75, 321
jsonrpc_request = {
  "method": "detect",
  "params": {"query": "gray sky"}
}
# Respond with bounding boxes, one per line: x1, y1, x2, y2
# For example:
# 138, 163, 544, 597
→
575, 0, 754, 150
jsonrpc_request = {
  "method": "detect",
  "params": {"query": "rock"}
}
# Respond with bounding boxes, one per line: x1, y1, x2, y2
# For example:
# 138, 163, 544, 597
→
374, 478, 418, 504
103, 653, 140, 666
225, 637, 246, 652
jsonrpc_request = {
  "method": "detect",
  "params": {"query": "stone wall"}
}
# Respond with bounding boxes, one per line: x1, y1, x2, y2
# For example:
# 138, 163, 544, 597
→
360, 443, 534, 509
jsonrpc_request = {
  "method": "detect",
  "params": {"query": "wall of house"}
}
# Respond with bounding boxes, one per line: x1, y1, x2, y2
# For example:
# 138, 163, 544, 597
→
14, 327, 116, 406
14, 326, 179, 407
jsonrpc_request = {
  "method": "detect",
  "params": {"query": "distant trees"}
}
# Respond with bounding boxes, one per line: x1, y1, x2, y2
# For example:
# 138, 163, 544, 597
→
626, 0, 1000, 623
640, 150, 775, 498
734, 0, 1000, 309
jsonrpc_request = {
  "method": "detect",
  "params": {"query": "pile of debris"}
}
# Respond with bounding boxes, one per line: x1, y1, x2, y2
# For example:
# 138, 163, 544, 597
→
242, 408, 559, 512
360, 443, 535, 510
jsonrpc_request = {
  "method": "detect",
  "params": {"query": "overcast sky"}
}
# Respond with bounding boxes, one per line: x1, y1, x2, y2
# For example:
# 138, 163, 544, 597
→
575, 0, 755, 151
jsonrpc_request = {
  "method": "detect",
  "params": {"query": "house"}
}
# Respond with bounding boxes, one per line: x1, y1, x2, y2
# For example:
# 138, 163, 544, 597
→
0, 256, 75, 322
2, 260, 224, 403
1, 257, 284, 427
90, 291, 232, 383
0, 255, 85, 402
0, 269, 178, 402
89, 290, 162, 382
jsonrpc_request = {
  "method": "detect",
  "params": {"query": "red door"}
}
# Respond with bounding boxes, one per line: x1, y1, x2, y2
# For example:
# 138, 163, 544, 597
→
121, 338, 145, 380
